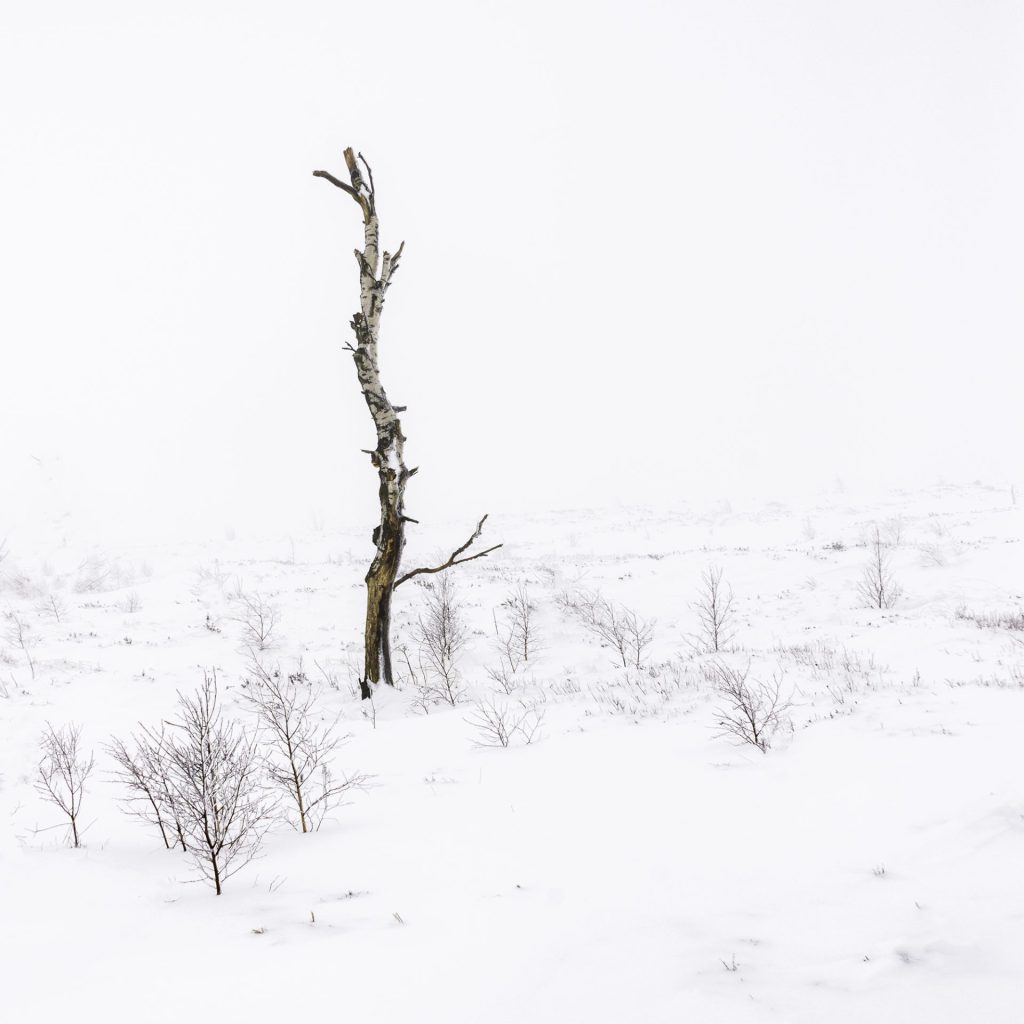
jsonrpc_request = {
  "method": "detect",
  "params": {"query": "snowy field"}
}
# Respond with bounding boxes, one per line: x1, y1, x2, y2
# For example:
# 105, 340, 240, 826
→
2, 482, 1022, 1023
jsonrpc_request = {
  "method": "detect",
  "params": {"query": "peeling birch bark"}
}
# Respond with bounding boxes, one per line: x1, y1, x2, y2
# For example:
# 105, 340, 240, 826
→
314, 148, 501, 699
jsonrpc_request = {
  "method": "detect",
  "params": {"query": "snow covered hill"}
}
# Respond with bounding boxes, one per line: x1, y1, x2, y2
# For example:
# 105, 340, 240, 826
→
1, 483, 1022, 1022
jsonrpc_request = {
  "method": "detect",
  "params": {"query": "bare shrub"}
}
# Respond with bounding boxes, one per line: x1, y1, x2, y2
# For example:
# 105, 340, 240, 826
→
107, 725, 188, 851
883, 515, 905, 548
193, 561, 231, 594
242, 660, 369, 833
235, 592, 279, 652
559, 589, 654, 669
120, 590, 142, 614
492, 583, 540, 672
857, 526, 902, 609
692, 565, 736, 653
485, 661, 521, 695
918, 542, 948, 567
711, 661, 791, 753
36, 722, 95, 847
39, 593, 67, 623
73, 554, 113, 594
162, 672, 273, 894
4, 610, 35, 679
410, 575, 468, 706
465, 697, 545, 748
487, 583, 542, 694
395, 642, 434, 714
5, 567, 42, 598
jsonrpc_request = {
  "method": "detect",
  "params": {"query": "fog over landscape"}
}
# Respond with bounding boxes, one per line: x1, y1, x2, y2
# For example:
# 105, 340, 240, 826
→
2, 0, 1021, 541
2, 4, 1023, 1023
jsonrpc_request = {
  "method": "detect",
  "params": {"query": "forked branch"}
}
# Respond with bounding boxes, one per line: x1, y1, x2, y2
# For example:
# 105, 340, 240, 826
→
313, 146, 374, 222
395, 515, 503, 589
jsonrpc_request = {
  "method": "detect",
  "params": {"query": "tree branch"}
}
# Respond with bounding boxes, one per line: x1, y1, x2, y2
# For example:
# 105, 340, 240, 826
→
315, 149, 372, 222
394, 515, 503, 588
357, 151, 377, 215
312, 169, 360, 201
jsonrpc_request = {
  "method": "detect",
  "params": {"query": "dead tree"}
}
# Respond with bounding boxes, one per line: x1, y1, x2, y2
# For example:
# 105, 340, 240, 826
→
314, 148, 501, 698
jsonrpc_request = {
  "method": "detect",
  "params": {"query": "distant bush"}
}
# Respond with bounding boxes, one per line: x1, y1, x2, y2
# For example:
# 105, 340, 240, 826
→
857, 526, 902, 609
558, 588, 654, 670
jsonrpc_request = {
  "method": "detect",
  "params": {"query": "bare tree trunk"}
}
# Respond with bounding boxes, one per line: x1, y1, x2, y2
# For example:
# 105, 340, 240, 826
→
314, 148, 501, 700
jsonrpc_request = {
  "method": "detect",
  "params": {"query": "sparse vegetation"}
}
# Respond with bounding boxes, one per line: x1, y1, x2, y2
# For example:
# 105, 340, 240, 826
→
109, 672, 273, 894
710, 661, 792, 753
4, 609, 35, 679
465, 697, 545, 748
36, 722, 94, 848
691, 565, 736, 653
559, 588, 654, 669
107, 726, 188, 851
235, 592, 280, 652
492, 582, 540, 672
955, 605, 1024, 632
409, 575, 469, 706
242, 659, 370, 833
857, 525, 902, 609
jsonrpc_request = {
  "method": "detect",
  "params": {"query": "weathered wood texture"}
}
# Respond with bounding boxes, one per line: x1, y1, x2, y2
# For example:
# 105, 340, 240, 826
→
314, 148, 501, 699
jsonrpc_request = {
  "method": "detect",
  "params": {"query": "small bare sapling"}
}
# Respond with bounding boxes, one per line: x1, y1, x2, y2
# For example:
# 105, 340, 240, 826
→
465, 697, 545, 748
4, 610, 35, 679
162, 672, 273, 894
73, 554, 113, 594
857, 526, 902, 609
493, 583, 540, 671
242, 660, 369, 833
235, 592, 279, 652
883, 516, 905, 549
560, 589, 654, 669
711, 661, 791, 753
39, 593, 67, 623
36, 722, 95, 847
411, 575, 469, 706
692, 565, 736, 653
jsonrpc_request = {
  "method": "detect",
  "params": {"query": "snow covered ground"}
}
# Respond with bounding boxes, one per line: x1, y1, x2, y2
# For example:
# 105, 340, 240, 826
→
2, 482, 1022, 1022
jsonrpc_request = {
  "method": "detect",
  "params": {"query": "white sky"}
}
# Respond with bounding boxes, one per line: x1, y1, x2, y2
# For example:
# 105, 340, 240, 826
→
1, 0, 1022, 543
